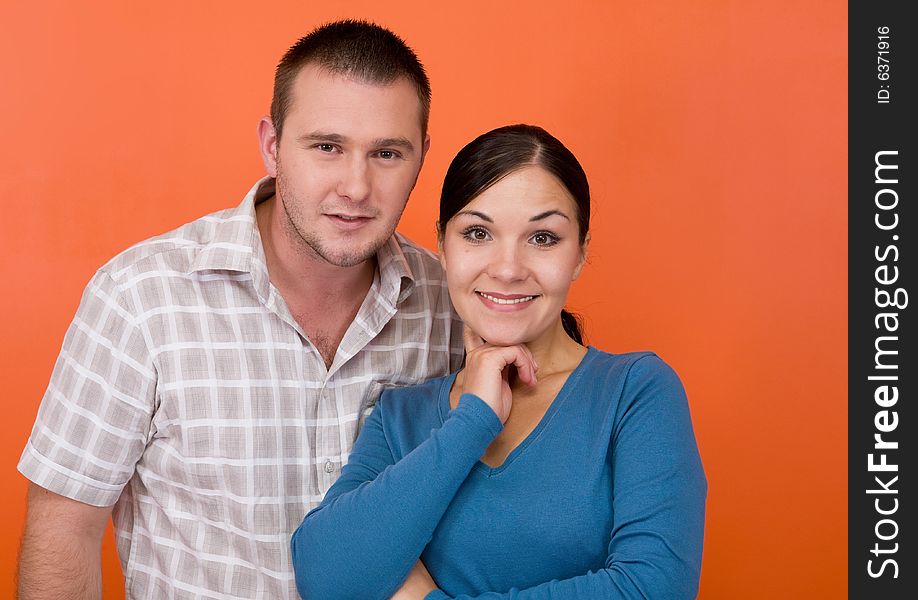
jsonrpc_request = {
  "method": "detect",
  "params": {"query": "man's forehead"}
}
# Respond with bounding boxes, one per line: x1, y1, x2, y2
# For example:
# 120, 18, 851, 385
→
285, 63, 424, 138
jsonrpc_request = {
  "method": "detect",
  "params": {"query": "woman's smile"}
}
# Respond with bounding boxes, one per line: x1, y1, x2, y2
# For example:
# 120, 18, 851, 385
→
475, 290, 540, 310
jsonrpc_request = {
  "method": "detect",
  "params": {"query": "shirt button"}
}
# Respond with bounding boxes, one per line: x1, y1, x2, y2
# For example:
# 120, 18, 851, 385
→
324, 460, 334, 473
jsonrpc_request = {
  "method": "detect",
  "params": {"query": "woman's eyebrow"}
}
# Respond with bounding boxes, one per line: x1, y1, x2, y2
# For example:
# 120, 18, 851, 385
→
455, 209, 571, 222
530, 210, 570, 222
454, 210, 492, 222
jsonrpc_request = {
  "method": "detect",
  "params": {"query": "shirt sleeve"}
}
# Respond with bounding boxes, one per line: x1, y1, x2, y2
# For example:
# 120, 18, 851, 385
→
424, 355, 707, 600
291, 392, 503, 600
17, 268, 157, 507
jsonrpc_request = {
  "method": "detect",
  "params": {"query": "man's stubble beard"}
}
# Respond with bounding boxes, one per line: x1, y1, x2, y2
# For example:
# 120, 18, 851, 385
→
275, 167, 402, 269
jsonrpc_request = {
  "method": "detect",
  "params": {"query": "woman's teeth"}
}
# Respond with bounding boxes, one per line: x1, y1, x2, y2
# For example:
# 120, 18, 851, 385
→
478, 292, 537, 305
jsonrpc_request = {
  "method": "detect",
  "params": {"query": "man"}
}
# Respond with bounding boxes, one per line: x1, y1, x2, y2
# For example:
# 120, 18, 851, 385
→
17, 20, 463, 599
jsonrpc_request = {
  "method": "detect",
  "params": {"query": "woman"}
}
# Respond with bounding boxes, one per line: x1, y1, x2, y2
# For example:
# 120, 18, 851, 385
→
291, 125, 707, 599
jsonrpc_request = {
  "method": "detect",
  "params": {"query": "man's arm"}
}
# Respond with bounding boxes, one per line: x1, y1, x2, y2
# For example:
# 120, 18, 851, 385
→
18, 483, 114, 600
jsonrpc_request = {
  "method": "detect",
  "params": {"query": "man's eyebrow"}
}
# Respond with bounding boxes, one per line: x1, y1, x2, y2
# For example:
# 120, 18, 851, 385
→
529, 210, 571, 222
296, 133, 416, 153
298, 131, 347, 144
374, 137, 415, 152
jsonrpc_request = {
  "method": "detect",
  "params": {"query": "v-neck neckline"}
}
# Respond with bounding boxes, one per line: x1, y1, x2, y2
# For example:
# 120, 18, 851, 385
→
436, 347, 597, 476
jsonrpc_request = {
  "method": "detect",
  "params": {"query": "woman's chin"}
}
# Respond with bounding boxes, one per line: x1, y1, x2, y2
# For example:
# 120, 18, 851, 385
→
462, 319, 549, 347
474, 330, 532, 347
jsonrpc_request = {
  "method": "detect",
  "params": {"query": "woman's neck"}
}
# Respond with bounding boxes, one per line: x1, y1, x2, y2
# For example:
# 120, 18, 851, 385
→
509, 318, 587, 389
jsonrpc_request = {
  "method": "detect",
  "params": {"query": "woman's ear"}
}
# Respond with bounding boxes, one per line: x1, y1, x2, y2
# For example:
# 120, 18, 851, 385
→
436, 225, 447, 271
572, 233, 590, 281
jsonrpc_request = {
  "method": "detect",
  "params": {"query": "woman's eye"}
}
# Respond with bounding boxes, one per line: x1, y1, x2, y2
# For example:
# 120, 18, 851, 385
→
531, 232, 559, 246
461, 227, 490, 242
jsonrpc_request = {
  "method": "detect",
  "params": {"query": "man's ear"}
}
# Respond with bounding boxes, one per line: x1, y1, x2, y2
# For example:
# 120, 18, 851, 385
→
572, 232, 591, 280
257, 117, 279, 178
408, 134, 432, 194
419, 134, 431, 170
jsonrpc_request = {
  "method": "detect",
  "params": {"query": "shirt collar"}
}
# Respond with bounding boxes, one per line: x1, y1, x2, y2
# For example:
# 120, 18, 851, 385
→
377, 233, 417, 308
187, 177, 274, 275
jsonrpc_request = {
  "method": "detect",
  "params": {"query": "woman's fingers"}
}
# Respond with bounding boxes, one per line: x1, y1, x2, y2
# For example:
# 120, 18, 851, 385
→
462, 343, 539, 423
463, 326, 537, 381
390, 561, 436, 599
462, 324, 485, 354
466, 343, 538, 390
511, 347, 538, 387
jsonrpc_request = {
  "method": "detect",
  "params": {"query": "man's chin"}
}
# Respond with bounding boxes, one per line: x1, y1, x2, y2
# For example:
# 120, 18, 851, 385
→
298, 223, 396, 268
315, 242, 382, 268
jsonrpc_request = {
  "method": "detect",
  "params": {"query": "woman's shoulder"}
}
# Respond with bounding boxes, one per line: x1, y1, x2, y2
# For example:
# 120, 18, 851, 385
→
580, 349, 694, 448
580, 348, 686, 407
583, 347, 678, 381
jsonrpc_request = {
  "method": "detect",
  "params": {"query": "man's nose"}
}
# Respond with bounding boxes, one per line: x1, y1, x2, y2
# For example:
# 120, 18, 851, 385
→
337, 156, 371, 202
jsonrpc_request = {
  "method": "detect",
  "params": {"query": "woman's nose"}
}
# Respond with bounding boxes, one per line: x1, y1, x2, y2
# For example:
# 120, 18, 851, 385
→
486, 244, 527, 282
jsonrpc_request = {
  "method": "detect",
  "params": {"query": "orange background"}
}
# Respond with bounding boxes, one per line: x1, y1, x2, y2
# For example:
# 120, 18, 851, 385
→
0, 1, 847, 597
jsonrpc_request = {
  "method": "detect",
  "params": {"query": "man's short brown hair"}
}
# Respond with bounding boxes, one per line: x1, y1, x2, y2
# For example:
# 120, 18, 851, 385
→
271, 20, 431, 141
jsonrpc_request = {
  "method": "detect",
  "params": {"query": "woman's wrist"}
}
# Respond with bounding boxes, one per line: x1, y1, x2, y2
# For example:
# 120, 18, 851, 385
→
455, 392, 504, 437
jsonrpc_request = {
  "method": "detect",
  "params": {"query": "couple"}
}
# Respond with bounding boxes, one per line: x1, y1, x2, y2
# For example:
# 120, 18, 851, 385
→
17, 19, 705, 600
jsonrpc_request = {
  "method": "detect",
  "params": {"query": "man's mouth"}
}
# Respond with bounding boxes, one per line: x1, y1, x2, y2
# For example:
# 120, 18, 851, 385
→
326, 213, 373, 229
329, 214, 372, 221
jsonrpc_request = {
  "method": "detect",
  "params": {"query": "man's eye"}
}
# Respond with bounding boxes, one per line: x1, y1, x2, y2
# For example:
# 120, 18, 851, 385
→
316, 144, 337, 153
377, 150, 400, 160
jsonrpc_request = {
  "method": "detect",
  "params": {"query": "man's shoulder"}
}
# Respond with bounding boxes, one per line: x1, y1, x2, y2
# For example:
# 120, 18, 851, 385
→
377, 374, 451, 422
100, 203, 255, 283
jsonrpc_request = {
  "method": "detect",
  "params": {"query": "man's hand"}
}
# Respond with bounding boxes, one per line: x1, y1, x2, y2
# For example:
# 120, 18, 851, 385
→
17, 483, 114, 600
390, 560, 438, 600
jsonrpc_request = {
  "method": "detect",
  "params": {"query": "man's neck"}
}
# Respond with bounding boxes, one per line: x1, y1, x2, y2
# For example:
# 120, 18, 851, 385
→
255, 196, 377, 368
255, 195, 376, 305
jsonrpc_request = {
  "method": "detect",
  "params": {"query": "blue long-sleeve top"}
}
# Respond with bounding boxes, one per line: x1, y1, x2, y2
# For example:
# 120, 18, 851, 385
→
291, 349, 707, 599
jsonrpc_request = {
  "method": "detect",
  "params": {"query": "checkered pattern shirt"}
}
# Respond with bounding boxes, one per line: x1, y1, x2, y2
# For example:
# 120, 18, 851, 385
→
18, 178, 464, 599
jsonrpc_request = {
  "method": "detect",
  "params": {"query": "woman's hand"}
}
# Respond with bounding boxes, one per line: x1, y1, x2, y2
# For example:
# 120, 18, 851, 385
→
390, 560, 438, 600
460, 326, 538, 424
